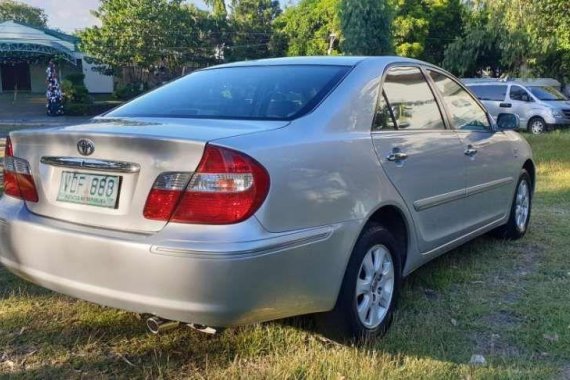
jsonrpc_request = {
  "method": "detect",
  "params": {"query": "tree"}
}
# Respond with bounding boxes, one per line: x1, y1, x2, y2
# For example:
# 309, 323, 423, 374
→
203, 0, 230, 61
0, 0, 47, 27
339, 0, 393, 55
204, 0, 227, 17
273, 0, 341, 56
527, 0, 570, 85
225, 0, 282, 61
391, 0, 429, 58
79, 0, 214, 84
390, 0, 464, 64
442, 0, 536, 78
421, 0, 464, 64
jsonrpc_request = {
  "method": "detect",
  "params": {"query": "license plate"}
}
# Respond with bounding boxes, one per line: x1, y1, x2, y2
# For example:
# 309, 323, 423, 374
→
57, 171, 121, 208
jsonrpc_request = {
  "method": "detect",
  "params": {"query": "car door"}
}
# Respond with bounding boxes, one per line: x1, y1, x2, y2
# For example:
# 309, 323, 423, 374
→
427, 70, 516, 230
371, 65, 469, 253
508, 85, 534, 126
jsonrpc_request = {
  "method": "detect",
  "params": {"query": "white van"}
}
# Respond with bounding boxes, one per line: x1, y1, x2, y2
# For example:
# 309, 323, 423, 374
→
465, 81, 570, 134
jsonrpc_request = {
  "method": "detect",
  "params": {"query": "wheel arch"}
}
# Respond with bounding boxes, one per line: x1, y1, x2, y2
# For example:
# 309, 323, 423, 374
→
362, 204, 410, 271
527, 115, 545, 130
329, 203, 411, 314
523, 159, 536, 192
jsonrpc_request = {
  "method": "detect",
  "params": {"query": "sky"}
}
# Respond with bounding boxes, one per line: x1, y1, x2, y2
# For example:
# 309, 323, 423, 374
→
19, 0, 297, 33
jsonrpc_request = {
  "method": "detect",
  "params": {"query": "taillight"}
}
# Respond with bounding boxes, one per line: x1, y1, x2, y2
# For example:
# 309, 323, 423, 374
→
143, 145, 270, 224
143, 173, 192, 221
2, 136, 39, 202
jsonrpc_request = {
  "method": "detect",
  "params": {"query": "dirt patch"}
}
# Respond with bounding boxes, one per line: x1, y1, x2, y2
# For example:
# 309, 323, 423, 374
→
561, 365, 570, 380
481, 310, 522, 329
470, 239, 546, 358
471, 331, 521, 358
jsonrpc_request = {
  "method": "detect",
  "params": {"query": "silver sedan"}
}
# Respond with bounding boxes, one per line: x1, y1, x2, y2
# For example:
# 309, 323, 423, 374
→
0, 56, 534, 341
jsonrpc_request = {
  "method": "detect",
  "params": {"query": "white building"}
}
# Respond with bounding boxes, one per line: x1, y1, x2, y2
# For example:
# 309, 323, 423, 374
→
0, 21, 113, 94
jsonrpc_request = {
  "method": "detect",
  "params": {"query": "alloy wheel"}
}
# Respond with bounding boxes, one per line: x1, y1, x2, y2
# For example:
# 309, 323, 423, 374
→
355, 244, 395, 329
515, 179, 530, 232
530, 120, 545, 135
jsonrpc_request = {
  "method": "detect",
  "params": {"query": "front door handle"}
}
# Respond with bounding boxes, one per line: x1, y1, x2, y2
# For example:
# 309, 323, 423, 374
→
465, 145, 478, 157
386, 152, 408, 162
499, 102, 512, 108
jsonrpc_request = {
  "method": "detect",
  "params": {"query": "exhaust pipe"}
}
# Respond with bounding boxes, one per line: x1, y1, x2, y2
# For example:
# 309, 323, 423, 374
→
146, 316, 180, 334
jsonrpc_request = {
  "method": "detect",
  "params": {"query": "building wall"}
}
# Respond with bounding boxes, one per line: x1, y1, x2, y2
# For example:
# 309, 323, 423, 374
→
81, 57, 114, 93
30, 62, 84, 93
30, 64, 45, 93
1, 60, 113, 94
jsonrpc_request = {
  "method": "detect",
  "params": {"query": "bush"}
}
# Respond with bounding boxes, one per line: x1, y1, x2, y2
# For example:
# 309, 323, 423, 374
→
113, 82, 147, 100
61, 80, 92, 105
61, 73, 92, 105
65, 72, 86, 86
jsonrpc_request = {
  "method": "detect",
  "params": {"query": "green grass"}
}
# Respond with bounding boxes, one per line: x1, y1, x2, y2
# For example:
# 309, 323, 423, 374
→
1, 131, 569, 379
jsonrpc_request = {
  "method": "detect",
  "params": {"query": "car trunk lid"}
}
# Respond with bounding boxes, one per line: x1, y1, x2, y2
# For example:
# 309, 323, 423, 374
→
9, 117, 287, 233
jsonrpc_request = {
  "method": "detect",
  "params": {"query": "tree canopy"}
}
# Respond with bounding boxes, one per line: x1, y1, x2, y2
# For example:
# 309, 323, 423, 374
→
67, 0, 570, 88
225, 0, 282, 61
339, 0, 393, 55
0, 0, 47, 27
273, 0, 341, 56
79, 0, 215, 81
391, 0, 463, 64
442, 0, 570, 84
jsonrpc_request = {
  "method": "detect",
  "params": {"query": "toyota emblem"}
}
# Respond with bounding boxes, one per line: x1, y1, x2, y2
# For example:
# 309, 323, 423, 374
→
77, 139, 95, 156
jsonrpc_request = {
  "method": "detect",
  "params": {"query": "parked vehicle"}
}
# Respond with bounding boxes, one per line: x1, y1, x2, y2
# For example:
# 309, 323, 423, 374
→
465, 80, 570, 134
0, 57, 535, 341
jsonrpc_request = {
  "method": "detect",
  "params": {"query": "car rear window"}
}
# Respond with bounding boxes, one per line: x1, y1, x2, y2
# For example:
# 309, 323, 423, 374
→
106, 65, 351, 120
468, 85, 507, 101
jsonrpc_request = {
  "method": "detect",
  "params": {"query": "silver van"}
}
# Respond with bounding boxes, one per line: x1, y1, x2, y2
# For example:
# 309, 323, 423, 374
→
465, 81, 570, 134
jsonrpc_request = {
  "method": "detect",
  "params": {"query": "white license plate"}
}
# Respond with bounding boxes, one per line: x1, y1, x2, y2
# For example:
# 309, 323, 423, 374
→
57, 171, 121, 208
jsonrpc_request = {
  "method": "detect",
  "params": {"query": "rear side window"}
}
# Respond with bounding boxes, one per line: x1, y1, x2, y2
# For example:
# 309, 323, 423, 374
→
373, 92, 397, 130
469, 85, 507, 101
377, 66, 445, 130
429, 71, 491, 132
107, 65, 351, 120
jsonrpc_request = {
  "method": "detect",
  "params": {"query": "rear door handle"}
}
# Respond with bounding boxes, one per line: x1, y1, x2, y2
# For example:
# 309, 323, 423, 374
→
499, 102, 512, 108
386, 152, 408, 162
465, 145, 478, 157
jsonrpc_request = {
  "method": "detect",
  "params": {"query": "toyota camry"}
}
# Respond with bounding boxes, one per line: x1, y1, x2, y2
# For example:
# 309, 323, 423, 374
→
0, 56, 534, 340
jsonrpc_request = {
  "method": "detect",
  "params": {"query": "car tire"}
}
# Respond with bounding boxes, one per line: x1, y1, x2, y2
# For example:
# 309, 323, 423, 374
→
528, 117, 546, 135
317, 224, 402, 343
492, 170, 532, 240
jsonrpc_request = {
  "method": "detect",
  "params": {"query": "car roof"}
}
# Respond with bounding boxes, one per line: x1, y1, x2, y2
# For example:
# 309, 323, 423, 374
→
464, 81, 538, 87
465, 82, 511, 86
203, 56, 426, 69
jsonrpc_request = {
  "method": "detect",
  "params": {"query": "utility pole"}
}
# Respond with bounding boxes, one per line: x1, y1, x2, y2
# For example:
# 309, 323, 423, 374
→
328, 33, 337, 55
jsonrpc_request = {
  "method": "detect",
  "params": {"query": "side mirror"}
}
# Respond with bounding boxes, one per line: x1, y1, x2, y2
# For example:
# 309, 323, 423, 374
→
497, 113, 520, 130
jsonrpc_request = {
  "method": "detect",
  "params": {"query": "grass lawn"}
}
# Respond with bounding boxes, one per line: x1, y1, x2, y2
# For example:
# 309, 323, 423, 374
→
1, 131, 569, 379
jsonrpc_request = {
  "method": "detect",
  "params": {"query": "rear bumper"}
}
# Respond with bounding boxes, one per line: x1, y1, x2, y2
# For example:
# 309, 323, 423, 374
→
0, 196, 359, 326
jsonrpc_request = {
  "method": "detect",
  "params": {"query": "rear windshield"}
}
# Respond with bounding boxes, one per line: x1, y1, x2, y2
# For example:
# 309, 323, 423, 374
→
528, 86, 567, 101
106, 65, 351, 120
468, 85, 507, 101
